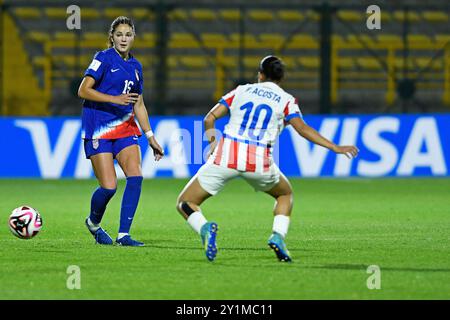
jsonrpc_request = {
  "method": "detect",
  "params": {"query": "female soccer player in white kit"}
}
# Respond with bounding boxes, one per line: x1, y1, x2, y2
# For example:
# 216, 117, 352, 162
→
176, 56, 359, 262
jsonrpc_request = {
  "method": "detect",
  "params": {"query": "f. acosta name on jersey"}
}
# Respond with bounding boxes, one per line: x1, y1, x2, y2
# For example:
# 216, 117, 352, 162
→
245, 86, 281, 103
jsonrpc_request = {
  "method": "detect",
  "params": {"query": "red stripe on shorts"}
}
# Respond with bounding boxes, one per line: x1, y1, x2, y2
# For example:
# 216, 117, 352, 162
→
227, 140, 239, 169
263, 147, 270, 172
246, 144, 257, 172
213, 138, 225, 165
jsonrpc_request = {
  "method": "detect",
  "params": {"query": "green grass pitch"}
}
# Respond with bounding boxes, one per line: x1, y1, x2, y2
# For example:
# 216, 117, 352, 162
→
0, 178, 449, 299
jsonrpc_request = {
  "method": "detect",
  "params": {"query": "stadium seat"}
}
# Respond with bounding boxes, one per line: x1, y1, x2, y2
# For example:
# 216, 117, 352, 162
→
286, 34, 318, 48
422, 11, 448, 23
277, 10, 304, 22
305, 10, 320, 21
298, 57, 320, 69
104, 8, 129, 19
243, 56, 261, 69
415, 57, 443, 70
248, 10, 274, 22
81, 8, 101, 20
190, 9, 217, 21
230, 33, 259, 47
82, 32, 105, 41
32, 56, 48, 68
169, 33, 200, 48
131, 8, 154, 20
168, 9, 188, 20
54, 32, 78, 41
280, 56, 295, 68
141, 32, 156, 43
53, 55, 76, 67
336, 57, 355, 69
331, 34, 346, 45
356, 57, 382, 69
26, 31, 50, 43
44, 7, 67, 19
138, 56, 177, 68
217, 56, 237, 68
380, 11, 392, 21
136, 56, 151, 68
52, 55, 91, 68
377, 34, 402, 43
132, 37, 148, 47
394, 58, 415, 69
219, 9, 241, 21
259, 33, 285, 47
179, 56, 209, 68
346, 34, 376, 45
201, 33, 228, 46
393, 11, 420, 22
13, 7, 41, 19
167, 56, 178, 68
407, 34, 433, 44
337, 10, 364, 21
81, 32, 107, 47
435, 34, 450, 45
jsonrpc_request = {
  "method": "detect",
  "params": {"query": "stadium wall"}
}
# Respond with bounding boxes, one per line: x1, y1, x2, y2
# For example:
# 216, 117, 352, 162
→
0, 114, 449, 178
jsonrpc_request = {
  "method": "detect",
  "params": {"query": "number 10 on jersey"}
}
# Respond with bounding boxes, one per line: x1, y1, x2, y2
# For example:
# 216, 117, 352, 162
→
238, 102, 273, 141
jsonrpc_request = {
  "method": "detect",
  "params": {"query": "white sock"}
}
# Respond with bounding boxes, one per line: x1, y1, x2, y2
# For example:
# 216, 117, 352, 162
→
187, 211, 208, 235
273, 215, 290, 239
87, 217, 100, 232
117, 232, 128, 240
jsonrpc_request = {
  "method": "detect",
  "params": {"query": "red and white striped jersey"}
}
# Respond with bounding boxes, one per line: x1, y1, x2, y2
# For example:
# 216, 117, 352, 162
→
209, 81, 302, 173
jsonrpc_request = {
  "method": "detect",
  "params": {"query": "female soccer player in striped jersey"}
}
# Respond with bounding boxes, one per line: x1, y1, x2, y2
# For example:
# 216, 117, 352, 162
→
78, 16, 164, 246
176, 55, 358, 262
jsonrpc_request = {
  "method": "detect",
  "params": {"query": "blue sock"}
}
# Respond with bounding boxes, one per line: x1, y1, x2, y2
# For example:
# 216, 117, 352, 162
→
119, 176, 143, 234
89, 187, 116, 224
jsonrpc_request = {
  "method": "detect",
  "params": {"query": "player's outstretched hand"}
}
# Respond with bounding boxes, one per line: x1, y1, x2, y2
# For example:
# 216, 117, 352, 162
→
148, 136, 164, 161
333, 145, 359, 159
111, 93, 139, 106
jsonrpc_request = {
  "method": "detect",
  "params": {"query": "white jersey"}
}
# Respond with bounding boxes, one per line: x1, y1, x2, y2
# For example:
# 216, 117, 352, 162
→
209, 81, 302, 173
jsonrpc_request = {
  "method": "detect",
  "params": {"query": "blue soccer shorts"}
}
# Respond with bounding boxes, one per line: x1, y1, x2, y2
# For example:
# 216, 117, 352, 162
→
83, 135, 139, 159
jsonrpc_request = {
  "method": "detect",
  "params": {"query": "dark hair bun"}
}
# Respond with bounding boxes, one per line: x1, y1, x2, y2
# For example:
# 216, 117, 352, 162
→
259, 55, 285, 81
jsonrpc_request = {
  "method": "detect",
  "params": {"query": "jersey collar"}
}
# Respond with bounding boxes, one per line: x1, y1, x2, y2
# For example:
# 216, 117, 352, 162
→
260, 81, 281, 89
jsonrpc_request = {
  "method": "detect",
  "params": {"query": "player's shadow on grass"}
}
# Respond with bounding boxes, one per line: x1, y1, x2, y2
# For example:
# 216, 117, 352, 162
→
308, 264, 450, 273
144, 242, 307, 253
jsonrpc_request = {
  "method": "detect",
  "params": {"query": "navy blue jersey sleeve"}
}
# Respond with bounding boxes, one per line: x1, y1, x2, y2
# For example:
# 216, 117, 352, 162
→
84, 51, 108, 82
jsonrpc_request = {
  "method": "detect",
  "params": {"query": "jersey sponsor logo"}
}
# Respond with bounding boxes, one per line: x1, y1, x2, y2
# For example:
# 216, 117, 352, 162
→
111, 68, 120, 73
2, 115, 449, 178
88, 59, 101, 71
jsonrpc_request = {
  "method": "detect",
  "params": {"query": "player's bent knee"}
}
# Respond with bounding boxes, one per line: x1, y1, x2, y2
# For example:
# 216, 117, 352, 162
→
177, 201, 196, 216
100, 181, 117, 190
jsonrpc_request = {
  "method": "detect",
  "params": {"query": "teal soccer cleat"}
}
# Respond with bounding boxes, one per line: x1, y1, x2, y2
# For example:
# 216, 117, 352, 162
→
200, 222, 218, 262
268, 232, 292, 262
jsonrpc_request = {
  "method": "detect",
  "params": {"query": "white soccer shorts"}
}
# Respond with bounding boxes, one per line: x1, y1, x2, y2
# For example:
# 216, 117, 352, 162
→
195, 163, 282, 195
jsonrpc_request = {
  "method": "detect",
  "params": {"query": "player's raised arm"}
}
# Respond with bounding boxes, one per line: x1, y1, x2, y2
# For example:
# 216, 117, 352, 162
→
288, 117, 359, 159
133, 94, 164, 161
204, 103, 229, 157
78, 76, 139, 106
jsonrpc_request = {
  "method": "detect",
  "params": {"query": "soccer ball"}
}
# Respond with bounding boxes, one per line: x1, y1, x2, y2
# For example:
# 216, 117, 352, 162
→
8, 206, 43, 239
